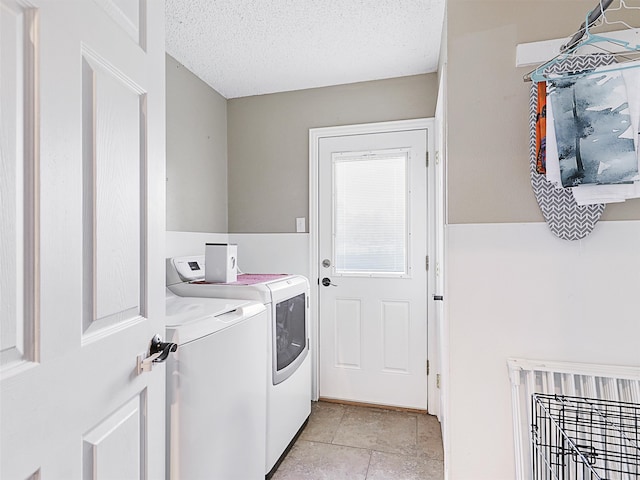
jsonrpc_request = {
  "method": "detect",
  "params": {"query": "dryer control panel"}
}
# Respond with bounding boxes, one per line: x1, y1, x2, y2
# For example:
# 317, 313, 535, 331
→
173, 256, 206, 282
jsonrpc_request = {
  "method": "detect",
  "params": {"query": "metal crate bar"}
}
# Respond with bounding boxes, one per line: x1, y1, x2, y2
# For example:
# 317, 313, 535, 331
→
531, 393, 640, 480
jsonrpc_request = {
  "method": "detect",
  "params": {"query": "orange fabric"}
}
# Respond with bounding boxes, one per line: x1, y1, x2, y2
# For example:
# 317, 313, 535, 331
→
535, 82, 547, 175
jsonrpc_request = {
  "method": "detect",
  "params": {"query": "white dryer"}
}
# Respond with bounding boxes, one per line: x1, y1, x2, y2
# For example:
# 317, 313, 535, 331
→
165, 289, 267, 480
167, 256, 312, 476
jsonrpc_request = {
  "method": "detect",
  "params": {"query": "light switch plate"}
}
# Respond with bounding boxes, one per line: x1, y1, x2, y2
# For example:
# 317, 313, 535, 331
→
296, 217, 306, 233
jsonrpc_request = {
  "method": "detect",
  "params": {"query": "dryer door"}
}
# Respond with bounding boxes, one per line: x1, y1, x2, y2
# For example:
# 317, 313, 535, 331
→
274, 292, 307, 385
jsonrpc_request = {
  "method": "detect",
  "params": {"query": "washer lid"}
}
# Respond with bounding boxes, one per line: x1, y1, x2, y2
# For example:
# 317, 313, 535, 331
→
165, 290, 266, 345
165, 289, 249, 327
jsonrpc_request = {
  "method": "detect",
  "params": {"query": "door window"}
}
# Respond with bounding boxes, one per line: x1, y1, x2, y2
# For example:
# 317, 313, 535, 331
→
332, 150, 409, 276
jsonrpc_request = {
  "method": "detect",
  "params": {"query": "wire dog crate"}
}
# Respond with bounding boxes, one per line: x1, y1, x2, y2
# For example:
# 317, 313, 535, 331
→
531, 394, 640, 479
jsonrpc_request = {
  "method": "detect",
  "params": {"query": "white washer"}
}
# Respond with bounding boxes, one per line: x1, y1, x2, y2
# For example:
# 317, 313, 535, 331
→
167, 256, 312, 476
165, 289, 267, 480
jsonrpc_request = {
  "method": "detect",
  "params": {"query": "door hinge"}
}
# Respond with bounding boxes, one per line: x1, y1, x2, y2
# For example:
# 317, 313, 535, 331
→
426, 360, 430, 376
425, 151, 429, 167
435, 151, 440, 165
436, 374, 441, 389
426, 255, 429, 271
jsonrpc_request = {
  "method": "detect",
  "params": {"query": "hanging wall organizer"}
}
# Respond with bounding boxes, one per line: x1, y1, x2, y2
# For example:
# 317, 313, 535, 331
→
524, 0, 640, 241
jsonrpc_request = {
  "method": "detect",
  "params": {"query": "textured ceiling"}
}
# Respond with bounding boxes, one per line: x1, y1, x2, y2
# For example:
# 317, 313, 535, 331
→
165, 0, 445, 99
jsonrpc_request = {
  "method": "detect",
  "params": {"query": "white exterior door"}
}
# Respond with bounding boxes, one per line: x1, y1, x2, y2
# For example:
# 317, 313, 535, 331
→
0, 1, 166, 478
318, 128, 429, 410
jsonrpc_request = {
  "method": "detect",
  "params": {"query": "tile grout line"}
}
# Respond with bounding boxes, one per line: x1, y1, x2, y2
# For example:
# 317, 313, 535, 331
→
286, 404, 444, 479
329, 403, 378, 479
329, 404, 347, 445
363, 449, 373, 480
415, 414, 419, 458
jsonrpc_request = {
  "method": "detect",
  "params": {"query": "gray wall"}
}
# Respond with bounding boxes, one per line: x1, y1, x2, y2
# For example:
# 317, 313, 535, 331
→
227, 74, 439, 233
446, 0, 640, 224
166, 54, 228, 232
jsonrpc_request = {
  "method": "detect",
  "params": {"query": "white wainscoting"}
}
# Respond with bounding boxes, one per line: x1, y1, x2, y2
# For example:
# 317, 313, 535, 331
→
444, 221, 640, 480
165, 231, 310, 280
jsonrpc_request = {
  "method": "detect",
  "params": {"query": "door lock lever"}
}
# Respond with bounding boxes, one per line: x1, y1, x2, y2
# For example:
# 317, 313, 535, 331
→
137, 334, 178, 375
149, 334, 178, 363
321, 277, 338, 287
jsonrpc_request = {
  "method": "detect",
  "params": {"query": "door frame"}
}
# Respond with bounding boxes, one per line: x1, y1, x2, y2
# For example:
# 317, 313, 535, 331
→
309, 118, 440, 414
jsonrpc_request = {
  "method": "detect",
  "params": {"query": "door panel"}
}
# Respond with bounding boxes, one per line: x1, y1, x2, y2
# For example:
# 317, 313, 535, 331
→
318, 129, 428, 409
381, 301, 410, 373
334, 298, 361, 368
0, 1, 166, 478
82, 47, 145, 335
0, 0, 37, 370
82, 394, 146, 480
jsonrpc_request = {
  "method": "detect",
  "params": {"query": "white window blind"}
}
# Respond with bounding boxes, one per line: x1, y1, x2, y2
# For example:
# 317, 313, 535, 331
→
333, 152, 408, 275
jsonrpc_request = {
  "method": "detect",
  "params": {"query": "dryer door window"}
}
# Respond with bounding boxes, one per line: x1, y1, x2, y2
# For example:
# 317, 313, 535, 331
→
273, 293, 307, 385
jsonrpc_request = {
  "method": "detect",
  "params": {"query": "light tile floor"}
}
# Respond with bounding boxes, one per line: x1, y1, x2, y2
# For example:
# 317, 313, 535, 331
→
271, 401, 444, 480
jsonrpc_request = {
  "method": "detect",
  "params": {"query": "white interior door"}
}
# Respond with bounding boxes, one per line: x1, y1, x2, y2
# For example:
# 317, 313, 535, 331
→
0, 1, 166, 478
318, 128, 429, 410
